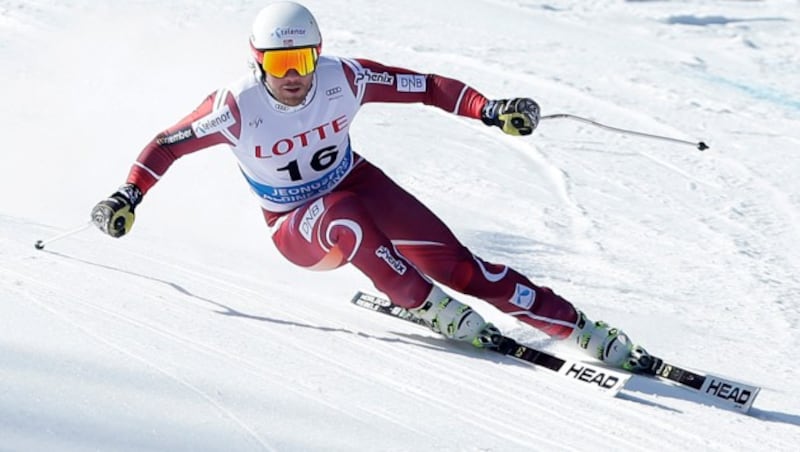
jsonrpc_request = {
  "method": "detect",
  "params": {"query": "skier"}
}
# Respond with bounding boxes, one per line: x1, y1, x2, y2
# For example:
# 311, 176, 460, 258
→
91, 1, 652, 372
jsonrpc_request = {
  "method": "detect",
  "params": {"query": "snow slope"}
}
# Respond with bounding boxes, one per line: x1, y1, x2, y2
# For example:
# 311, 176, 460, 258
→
2, 0, 799, 450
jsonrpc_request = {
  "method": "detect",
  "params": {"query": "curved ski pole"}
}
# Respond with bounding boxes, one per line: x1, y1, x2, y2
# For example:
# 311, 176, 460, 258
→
541, 113, 709, 151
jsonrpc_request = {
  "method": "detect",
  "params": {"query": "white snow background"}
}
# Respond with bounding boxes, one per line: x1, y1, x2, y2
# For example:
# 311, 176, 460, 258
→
1, 0, 799, 450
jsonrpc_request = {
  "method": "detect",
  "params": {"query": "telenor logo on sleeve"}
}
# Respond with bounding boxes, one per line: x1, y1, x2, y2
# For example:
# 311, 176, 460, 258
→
192, 105, 236, 138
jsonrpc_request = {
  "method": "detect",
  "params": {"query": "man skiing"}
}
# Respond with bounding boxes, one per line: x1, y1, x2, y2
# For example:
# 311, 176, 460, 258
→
91, 1, 652, 372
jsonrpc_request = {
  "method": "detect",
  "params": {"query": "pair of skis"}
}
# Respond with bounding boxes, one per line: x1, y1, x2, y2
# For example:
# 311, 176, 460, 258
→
351, 291, 760, 414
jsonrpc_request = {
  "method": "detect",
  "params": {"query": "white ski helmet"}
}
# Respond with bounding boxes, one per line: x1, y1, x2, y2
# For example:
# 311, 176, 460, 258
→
250, 2, 322, 51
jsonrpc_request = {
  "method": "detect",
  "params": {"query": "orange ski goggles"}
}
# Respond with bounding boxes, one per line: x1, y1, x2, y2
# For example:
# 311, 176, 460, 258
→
252, 45, 320, 78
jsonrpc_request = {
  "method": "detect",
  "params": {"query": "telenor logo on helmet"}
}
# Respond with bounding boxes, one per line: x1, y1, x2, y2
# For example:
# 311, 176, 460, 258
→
273, 27, 307, 38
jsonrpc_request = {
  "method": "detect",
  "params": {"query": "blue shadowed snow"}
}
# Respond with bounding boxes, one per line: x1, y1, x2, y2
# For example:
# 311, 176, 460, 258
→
696, 72, 800, 113
663, 15, 789, 26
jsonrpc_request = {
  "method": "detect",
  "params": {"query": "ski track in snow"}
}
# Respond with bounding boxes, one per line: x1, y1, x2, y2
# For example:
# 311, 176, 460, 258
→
3, 219, 799, 450
5, 274, 279, 452
0, 241, 691, 450
106, 250, 556, 448
58, 245, 623, 449
0, 230, 593, 450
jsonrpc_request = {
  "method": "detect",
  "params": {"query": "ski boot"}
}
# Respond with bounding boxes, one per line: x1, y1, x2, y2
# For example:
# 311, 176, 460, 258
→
569, 311, 655, 373
472, 323, 504, 349
410, 286, 495, 347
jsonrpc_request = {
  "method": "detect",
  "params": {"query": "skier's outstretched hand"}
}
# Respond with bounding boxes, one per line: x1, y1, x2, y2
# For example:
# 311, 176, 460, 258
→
91, 184, 142, 238
481, 98, 540, 136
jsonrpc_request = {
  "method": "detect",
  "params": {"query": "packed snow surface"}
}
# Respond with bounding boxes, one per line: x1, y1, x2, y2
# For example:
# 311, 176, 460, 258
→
1, 0, 799, 450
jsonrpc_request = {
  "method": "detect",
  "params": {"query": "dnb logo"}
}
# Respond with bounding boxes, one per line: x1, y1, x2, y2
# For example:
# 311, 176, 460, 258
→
397, 74, 426, 92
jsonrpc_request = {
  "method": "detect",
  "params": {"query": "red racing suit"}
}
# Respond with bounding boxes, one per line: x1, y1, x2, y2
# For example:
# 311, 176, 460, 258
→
126, 56, 579, 338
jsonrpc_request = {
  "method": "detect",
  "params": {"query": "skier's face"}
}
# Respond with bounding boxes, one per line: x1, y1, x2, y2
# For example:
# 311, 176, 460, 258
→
265, 69, 313, 107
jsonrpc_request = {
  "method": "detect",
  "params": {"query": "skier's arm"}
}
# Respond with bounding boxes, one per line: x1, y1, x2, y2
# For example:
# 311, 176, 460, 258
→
343, 59, 539, 135
127, 91, 241, 194
91, 90, 241, 238
343, 58, 487, 118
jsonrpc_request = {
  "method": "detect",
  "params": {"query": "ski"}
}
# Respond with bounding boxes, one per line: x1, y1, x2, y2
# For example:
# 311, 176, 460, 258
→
645, 357, 760, 413
351, 291, 761, 413
350, 291, 630, 396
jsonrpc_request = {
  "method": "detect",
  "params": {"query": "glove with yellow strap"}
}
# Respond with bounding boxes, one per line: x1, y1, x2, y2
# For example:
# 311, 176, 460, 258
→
91, 183, 143, 238
480, 98, 541, 136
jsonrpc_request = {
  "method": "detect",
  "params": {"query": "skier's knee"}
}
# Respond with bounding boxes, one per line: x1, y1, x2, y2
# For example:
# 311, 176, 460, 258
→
272, 193, 368, 270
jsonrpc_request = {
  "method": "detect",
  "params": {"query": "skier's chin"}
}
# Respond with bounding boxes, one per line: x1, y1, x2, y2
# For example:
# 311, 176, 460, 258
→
277, 87, 307, 106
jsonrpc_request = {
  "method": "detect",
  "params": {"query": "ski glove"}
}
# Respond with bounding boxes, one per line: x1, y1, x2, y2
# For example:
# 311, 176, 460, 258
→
91, 183, 143, 238
481, 98, 540, 136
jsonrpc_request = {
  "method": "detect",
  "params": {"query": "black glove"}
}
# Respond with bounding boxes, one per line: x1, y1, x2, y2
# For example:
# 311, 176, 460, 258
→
481, 98, 541, 136
91, 184, 143, 238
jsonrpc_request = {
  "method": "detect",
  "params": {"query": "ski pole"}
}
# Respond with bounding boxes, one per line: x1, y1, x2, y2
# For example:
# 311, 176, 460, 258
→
541, 113, 709, 151
34, 221, 93, 250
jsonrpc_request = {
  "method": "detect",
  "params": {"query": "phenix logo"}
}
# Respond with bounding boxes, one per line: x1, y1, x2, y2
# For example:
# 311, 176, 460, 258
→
355, 69, 394, 86
375, 246, 407, 275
